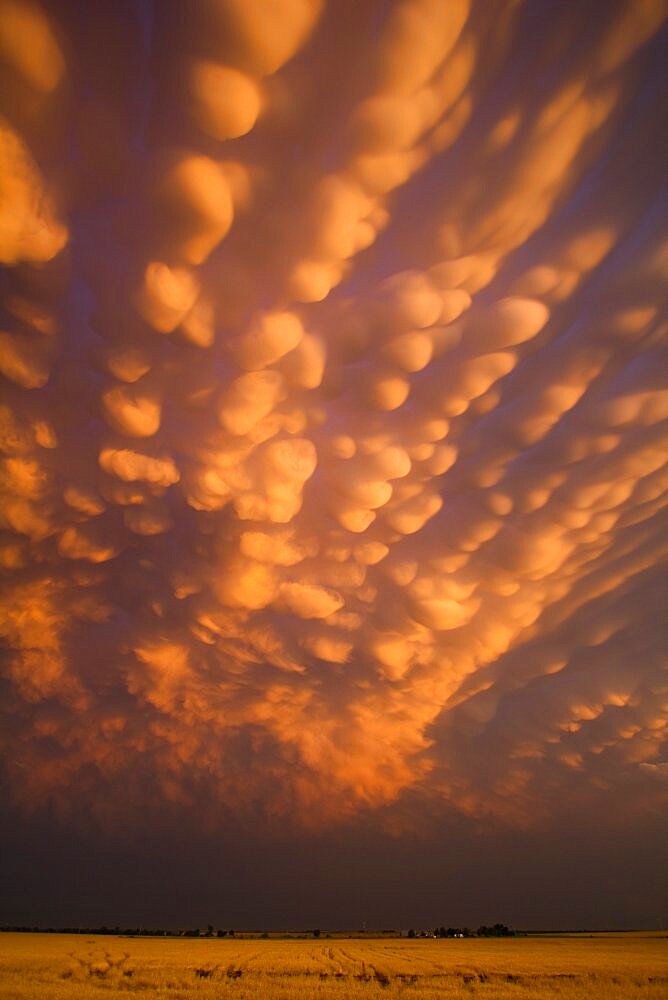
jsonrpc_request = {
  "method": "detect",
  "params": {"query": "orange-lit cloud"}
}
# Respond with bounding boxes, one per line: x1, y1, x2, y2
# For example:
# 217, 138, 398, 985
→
0, 0, 666, 834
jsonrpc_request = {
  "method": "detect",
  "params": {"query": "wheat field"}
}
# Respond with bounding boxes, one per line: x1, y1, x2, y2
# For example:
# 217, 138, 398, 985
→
0, 932, 666, 999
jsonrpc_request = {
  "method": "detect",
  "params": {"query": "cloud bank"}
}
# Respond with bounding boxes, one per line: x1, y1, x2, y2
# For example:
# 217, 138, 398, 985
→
0, 0, 666, 835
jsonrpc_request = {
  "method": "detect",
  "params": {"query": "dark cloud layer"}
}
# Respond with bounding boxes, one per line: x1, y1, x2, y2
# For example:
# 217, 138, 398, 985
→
0, 0, 666, 927
2, 804, 666, 931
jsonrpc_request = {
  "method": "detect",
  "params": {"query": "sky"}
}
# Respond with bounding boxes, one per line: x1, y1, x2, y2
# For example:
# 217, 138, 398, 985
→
0, 0, 667, 931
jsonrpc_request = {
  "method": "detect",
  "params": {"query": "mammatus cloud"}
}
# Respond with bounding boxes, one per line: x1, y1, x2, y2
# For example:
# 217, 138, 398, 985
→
0, 0, 666, 833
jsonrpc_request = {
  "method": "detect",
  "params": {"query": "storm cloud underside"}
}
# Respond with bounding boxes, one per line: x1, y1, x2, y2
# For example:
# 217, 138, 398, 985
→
0, 0, 667, 886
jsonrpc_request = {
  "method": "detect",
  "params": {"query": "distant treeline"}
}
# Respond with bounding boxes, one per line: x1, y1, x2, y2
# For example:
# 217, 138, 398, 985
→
1, 923, 519, 938
408, 924, 517, 938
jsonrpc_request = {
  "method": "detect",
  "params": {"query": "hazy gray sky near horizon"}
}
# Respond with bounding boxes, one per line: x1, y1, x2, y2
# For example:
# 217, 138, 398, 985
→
0, 0, 666, 928
1, 800, 666, 930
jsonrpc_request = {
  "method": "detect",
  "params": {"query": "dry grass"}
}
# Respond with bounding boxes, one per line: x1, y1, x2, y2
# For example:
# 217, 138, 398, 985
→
0, 932, 666, 998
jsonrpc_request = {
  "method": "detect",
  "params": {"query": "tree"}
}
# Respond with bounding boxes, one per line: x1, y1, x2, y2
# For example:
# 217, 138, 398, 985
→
477, 923, 514, 937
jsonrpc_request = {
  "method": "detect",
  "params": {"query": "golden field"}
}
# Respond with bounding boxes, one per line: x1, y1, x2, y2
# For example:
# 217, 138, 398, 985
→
0, 932, 666, 999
